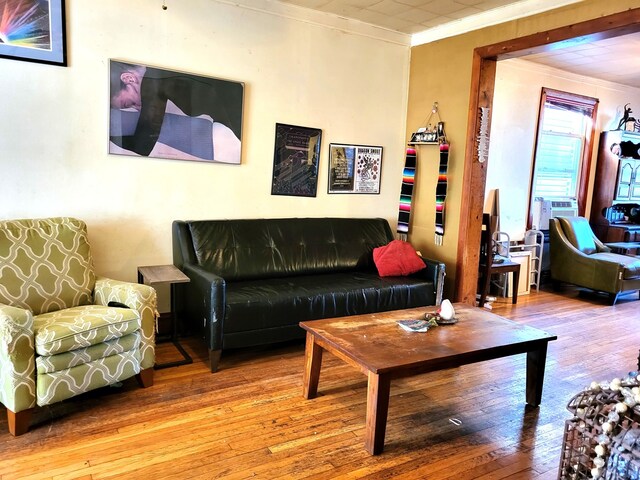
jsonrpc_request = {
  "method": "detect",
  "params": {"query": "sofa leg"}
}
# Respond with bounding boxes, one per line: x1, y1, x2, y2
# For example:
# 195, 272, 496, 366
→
609, 293, 619, 306
209, 349, 222, 373
136, 368, 154, 388
7, 408, 33, 436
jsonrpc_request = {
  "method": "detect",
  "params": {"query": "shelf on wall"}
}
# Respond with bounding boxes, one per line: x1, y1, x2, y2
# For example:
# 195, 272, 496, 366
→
408, 141, 439, 146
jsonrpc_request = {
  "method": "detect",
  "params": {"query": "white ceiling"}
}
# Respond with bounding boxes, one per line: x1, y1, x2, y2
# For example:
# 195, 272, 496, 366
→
523, 33, 640, 89
276, 0, 569, 35
274, 0, 640, 88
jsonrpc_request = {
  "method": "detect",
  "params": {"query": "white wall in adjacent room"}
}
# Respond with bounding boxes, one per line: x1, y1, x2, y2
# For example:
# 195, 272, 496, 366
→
0, 0, 410, 284
485, 58, 640, 241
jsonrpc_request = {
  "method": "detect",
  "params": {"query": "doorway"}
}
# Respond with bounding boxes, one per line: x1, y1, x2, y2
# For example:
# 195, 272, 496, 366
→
455, 8, 640, 304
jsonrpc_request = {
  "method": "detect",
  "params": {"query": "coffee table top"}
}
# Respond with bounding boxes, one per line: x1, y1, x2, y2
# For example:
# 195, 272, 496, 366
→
300, 303, 556, 375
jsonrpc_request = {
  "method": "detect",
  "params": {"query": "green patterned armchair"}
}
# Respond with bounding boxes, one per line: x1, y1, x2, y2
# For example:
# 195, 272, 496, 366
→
0, 217, 156, 435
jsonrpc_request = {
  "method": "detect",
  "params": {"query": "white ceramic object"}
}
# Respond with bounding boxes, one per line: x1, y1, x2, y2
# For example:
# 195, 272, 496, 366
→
439, 299, 455, 320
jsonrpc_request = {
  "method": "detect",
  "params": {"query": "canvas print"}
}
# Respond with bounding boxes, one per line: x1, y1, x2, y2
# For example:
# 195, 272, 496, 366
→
109, 60, 244, 164
271, 123, 322, 197
0, 0, 67, 66
328, 144, 382, 194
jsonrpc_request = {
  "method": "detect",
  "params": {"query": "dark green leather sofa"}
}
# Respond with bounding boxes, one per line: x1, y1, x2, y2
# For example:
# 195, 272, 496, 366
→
550, 216, 640, 305
173, 217, 445, 371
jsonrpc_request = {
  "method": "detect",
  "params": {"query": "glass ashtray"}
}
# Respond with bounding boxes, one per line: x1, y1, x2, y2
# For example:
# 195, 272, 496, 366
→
425, 312, 458, 325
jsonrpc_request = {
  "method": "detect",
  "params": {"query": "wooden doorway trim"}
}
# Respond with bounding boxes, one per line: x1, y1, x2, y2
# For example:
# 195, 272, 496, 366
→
455, 8, 640, 305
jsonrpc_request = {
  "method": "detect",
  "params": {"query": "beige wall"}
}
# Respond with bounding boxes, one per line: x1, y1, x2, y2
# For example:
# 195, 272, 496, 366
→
407, 0, 640, 297
0, 0, 411, 293
486, 58, 640, 240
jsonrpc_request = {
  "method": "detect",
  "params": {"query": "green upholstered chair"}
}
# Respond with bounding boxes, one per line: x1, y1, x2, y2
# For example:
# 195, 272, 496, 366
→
0, 217, 157, 435
549, 216, 640, 305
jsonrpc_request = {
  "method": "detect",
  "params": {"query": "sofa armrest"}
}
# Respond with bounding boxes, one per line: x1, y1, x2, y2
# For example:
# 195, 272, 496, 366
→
181, 264, 226, 352
93, 277, 157, 370
0, 303, 36, 413
412, 257, 446, 306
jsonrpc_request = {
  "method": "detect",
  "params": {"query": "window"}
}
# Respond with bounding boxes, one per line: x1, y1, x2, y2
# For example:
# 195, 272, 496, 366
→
529, 88, 598, 222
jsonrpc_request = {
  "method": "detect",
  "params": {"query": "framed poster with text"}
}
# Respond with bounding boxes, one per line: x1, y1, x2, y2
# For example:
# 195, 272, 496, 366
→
328, 144, 382, 194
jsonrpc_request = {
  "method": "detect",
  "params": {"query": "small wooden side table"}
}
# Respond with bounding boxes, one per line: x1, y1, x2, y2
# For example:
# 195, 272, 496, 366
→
604, 241, 640, 255
137, 265, 193, 369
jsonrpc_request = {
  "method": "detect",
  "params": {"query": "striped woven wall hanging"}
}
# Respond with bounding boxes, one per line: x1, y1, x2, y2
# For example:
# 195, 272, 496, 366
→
435, 142, 449, 245
397, 147, 417, 240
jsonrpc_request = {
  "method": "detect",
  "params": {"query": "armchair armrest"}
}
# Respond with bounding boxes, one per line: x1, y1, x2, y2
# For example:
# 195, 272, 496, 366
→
94, 277, 157, 370
0, 303, 36, 413
180, 264, 226, 353
412, 257, 446, 306
594, 236, 612, 253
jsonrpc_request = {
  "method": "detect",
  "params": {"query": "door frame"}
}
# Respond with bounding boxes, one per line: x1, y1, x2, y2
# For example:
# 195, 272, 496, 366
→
455, 8, 640, 304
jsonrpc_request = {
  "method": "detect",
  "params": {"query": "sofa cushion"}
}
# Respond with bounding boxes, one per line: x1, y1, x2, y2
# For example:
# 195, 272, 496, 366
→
185, 218, 393, 281
223, 272, 434, 334
34, 305, 141, 356
590, 252, 640, 280
373, 240, 425, 277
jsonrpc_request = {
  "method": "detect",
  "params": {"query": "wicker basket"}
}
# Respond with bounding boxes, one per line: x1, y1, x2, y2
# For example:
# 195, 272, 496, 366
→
558, 378, 640, 479
558, 418, 602, 479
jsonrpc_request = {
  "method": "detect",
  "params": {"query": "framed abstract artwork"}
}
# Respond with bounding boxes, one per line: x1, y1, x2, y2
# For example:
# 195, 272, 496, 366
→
271, 123, 322, 197
0, 0, 67, 66
328, 143, 382, 194
109, 60, 244, 164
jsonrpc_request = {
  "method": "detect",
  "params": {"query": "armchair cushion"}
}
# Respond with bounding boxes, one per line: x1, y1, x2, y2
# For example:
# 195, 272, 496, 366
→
34, 305, 141, 356
36, 333, 140, 374
557, 217, 598, 254
0, 217, 95, 315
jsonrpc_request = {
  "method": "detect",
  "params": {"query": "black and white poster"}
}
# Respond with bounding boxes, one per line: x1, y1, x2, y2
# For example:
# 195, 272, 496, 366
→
328, 144, 382, 194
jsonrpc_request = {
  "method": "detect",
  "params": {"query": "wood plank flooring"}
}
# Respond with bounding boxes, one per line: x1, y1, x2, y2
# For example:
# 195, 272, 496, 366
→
1, 285, 639, 479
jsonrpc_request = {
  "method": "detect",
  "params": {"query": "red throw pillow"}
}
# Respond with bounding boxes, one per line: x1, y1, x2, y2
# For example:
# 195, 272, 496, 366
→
373, 240, 425, 277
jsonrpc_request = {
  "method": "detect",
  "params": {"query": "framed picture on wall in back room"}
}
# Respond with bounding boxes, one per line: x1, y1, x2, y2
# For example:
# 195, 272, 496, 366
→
0, 0, 67, 66
108, 60, 244, 164
328, 144, 382, 194
271, 123, 322, 197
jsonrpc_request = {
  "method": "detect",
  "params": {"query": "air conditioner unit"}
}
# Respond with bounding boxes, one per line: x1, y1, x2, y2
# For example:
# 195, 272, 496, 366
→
532, 198, 551, 230
532, 198, 578, 230
550, 199, 579, 219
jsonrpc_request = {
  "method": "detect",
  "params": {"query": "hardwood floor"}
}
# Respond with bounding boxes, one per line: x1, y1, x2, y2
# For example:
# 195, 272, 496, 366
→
1, 286, 639, 479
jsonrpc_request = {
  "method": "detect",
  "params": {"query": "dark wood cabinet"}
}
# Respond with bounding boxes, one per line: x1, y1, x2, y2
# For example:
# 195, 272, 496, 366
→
589, 130, 640, 241
606, 225, 640, 242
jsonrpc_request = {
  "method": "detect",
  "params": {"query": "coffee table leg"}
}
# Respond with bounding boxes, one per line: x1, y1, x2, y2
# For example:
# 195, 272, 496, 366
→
364, 371, 391, 455
526, 342, 549, 407
303, 332, 323, 399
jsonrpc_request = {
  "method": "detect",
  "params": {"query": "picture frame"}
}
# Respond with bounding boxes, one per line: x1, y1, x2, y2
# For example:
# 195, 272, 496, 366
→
109, 60, 244, 164
0, 0, 67, 66
328, 143, 383, 194
271, 123, 322, 197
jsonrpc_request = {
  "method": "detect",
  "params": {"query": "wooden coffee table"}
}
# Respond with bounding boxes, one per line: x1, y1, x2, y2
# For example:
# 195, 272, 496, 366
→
300, 303, 557, 455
